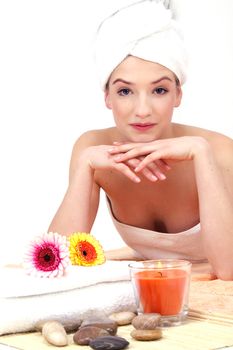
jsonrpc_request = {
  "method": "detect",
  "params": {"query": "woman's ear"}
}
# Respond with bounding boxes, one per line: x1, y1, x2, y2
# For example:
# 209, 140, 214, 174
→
174, 86, 183, 108
104, 90, 112, 109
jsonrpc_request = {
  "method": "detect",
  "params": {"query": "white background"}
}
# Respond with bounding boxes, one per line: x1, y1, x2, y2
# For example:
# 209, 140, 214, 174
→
0, 0, 233, 265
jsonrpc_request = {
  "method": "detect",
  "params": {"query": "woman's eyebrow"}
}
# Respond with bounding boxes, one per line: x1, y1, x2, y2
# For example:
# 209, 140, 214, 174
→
151, 77, 173, 84
112, 78, 132, 85
112, 76, 173, 86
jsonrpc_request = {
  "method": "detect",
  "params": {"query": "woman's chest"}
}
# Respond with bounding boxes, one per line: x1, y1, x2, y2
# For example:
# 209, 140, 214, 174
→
97, 164, 199, 233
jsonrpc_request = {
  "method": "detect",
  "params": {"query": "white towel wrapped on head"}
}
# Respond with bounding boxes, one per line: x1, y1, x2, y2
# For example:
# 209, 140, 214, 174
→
94, 0, 188, 89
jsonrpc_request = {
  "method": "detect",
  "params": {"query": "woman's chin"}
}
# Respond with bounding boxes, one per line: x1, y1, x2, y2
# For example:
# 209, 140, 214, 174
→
126, 134, 160, 143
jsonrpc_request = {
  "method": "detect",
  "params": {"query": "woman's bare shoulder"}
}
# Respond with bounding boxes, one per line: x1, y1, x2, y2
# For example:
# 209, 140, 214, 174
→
73, 127, 117, 150
176, 123, 233, 144
68, 127, 117, 175
176, 123, 233, 164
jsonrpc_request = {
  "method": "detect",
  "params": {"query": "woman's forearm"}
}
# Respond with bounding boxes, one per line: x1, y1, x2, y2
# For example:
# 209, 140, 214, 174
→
194, 141, 233, 279
48, 163, 99, 236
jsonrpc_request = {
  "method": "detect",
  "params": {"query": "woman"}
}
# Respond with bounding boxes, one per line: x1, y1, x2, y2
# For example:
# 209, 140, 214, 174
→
48, 1, 233, 280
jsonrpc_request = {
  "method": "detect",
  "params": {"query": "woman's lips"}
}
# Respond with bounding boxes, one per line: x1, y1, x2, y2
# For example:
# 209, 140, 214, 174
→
130, 123, 156, 131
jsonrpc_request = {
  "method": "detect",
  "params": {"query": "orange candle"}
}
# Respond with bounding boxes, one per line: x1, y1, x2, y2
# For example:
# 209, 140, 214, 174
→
129, 260, 192, 324
134, 269, 188, 315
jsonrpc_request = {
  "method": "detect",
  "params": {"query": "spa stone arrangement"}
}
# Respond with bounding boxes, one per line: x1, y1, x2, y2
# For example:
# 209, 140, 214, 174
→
37, 312, 163, 348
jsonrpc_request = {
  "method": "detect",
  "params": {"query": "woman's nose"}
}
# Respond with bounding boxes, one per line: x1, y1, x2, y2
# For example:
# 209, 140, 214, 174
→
135, 95, 152, 118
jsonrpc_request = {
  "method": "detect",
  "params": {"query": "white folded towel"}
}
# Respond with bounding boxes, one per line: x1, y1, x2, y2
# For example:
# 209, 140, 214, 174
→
0, 261, 137, 335
0, 261, 132, 298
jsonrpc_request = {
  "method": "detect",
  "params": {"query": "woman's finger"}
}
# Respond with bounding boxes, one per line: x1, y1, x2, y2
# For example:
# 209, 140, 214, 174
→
127, 158, 158, 182
114, 162, 141, 183
144, 162, 167, 180
108, 143, 146, 155
135, 151, 165, 172
155, 159, 171, 171
127, 157, 169, 182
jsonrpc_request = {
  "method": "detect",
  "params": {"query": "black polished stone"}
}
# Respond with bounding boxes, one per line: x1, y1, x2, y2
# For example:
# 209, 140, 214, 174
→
89, 335, 129, 350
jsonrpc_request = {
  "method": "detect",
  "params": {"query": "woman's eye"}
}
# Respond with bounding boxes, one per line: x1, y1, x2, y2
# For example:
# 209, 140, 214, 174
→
154, 87, 168, 95
118, 88, 131, 96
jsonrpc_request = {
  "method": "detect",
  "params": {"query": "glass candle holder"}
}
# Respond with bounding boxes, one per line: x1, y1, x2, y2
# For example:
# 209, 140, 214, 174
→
129, 259, 192, 326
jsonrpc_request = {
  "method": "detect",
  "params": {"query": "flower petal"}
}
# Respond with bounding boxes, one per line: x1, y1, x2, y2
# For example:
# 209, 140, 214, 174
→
23, 232, 70, 278
69, 232, 105, 267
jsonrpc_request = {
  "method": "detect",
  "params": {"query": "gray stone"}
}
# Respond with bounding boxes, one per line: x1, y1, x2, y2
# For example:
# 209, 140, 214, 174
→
109, 312, 136, 326
63, 319, 82, 333
89, 335, 129, 349
80, 317, 118, 335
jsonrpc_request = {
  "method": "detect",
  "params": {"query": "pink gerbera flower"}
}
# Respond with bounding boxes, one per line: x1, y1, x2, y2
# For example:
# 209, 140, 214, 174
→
23, 232, 70, 278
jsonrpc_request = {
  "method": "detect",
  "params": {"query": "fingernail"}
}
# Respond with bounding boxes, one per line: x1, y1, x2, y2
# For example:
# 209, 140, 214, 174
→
159, 173, 166, 180
151, 175, 158, 181
135, 177, 141, 183
108, 147, 115, 153
114, 155, 122, 161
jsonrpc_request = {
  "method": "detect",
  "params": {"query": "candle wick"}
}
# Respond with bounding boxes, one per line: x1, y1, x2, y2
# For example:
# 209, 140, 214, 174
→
158, 272, 163, 277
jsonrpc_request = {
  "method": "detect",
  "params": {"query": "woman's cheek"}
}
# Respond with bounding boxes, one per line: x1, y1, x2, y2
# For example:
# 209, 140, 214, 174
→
113, 100, 132, 117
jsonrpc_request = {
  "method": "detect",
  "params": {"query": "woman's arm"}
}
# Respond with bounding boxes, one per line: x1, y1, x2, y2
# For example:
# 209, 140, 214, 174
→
108, 135, 233, 280
48, 130, 152, 235
48, 139, 101, 235
192, 137, 233, 280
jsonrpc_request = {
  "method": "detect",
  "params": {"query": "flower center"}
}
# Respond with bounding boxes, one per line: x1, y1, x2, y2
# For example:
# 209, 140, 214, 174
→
44, 253, 51, 262
36, 245, 60, 271
77, 241, 97, 262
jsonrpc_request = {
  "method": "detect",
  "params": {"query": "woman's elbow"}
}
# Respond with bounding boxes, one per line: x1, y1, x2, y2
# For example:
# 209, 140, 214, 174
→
215, 268, 233, 281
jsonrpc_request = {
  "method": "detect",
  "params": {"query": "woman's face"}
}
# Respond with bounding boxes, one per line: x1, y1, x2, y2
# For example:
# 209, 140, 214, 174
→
105, 56, 182, 142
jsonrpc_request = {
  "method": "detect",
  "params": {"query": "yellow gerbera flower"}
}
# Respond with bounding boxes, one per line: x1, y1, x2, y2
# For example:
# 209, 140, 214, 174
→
69, 232, 105, 266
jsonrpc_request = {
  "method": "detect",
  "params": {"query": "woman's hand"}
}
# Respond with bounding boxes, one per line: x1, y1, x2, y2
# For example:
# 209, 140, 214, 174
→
81, 144, 170, 183
108, 136, 208, 173
125, 156, 170, 181
80, 145, 142, 183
